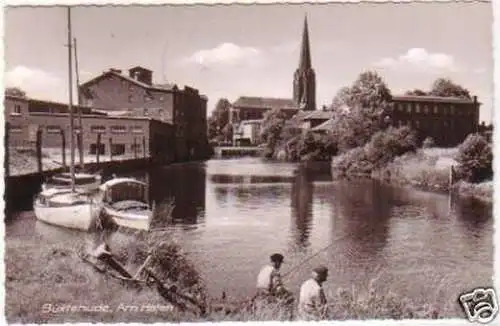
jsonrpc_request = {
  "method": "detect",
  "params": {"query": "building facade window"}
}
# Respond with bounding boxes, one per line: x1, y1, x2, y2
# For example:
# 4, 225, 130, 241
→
131, 143, 142, 153
90, 125, 106, 133
406, 103, 412, 113
434, 105, 439, 114
415, 103, 420, 113
89, 143, 105, 155
110, 125, 127, 134
423, 105, 429, 114
11, 104, 22, 115
450, 105, 455, 115
110, 144, 126, 156
9, 126, 23, 133
131, 126, 143, 134
143, 108, 149, 116
46, 125, 61, 134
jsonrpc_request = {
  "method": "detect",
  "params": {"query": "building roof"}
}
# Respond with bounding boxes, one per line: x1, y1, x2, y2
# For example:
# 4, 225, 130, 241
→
392, 95, 479, 104
311, 118, 336, 132
232, 96, 299, 110
302, 110, 335, 121
80, 69, 179, 92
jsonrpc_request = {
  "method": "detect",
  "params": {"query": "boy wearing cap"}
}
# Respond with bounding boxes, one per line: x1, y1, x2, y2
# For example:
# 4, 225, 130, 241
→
256, 253, 286, 296
298, 266, 329, 320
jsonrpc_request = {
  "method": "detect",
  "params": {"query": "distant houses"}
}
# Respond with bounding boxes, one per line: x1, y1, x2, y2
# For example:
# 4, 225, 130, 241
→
4, 66, 210, 164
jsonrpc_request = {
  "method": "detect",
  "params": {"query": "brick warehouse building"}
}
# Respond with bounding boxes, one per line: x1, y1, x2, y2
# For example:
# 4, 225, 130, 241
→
389, 95, 481, 147
4, 94, 175, 163
79, 66, 209, 161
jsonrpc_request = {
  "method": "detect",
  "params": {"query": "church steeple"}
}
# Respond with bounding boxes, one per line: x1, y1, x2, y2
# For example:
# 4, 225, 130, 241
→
299, 16, 312, 70
293, 15, 316, 111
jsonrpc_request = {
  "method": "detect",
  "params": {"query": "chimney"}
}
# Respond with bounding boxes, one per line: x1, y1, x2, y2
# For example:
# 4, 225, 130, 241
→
109, 68, 122, 74
128, 67, 153, 85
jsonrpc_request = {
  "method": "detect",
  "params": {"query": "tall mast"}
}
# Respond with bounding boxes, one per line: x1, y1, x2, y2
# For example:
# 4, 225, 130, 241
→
67, 6, 75, 191
74, 37, 84, 169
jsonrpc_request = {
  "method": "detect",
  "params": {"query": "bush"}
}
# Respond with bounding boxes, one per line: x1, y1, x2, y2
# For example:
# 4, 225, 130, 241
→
455, 134, 493, 183
422, 137, 436, 149
333, 126, 417, 177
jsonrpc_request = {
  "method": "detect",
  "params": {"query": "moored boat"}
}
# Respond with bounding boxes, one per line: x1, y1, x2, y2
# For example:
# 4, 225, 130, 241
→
98, 177, 154, 231
34, 188, 102, 231
43, 172, 102, 192
34, 7, 101, 232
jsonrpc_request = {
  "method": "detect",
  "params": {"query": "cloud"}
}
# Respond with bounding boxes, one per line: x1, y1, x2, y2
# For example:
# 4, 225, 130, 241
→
374, 48, 459, 72
5, 65, 66, 101
184, 42, 262, 67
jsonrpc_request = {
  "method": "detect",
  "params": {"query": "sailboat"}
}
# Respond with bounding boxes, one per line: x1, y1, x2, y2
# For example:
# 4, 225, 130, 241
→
33, 7, 102, 231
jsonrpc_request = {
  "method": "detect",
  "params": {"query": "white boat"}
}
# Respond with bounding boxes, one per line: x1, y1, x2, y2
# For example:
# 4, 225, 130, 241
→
98, 178, 154, 231
34, 188, 102, 231
43, 172, 102, 192
34, 8, 102, 232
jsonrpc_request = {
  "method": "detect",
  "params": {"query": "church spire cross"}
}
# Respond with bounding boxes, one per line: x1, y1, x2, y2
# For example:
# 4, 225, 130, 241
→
299, 15, 312, 70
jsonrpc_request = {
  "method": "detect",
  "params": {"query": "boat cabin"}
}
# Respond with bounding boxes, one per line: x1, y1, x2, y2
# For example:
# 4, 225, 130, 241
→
100, 178, 149, 205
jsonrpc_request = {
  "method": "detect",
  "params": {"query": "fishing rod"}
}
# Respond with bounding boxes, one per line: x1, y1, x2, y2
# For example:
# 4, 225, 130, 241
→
282, 232, 351, 280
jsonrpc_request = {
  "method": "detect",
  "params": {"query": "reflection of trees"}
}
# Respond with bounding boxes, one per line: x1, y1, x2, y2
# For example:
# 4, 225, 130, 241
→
330, 180, 392, 264
148, 163, 206, 226
454, 197, 492, 234
290, 167, 314, 251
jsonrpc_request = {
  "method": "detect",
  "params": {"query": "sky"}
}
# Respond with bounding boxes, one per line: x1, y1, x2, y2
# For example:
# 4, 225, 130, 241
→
4, 2, 494, 122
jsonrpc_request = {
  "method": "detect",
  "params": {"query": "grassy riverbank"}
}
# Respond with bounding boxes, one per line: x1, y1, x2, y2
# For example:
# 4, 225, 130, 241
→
6, 223, 454, 323
373, 148, 493, 203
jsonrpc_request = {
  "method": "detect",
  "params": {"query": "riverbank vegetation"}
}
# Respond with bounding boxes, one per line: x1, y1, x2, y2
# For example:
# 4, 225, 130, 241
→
6, 224, 455, 323
255, 71, 493, 202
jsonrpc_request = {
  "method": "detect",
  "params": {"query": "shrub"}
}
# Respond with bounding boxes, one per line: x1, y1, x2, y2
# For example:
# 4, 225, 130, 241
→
455, 134, 493, 183
333, 126, 417, 177
422, 137, 436, 149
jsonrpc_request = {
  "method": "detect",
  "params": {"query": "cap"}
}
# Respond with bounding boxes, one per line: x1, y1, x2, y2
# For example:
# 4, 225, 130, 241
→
313, 266, 328, 275
270, 253, 284, 263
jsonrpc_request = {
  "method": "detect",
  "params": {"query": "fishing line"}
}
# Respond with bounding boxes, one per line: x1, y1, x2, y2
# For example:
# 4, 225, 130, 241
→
282, 232, 351, 280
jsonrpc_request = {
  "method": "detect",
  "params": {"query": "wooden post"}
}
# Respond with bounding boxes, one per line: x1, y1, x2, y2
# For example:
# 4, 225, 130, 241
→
133, 137, 138, 159
77, 131, 84, 170
143, 136, 147, 159
60, 130, 66, 168
109, 137, 113, 161
96, 133, 101, 164
36, 129, 43, 173
5, 122, 10, 177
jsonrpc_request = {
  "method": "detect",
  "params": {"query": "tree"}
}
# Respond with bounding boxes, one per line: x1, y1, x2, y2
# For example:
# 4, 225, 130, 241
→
422, 137, 436, 148
222, 123, 233, 142
207, 98, 231, 140
455, 134, 492, 183
5, 87, 26, 98
349, 71, 393, 113
260, 108, 288, 158
405, 89, 428, 96
330, 86, 353, 111
429, 78, 471, 99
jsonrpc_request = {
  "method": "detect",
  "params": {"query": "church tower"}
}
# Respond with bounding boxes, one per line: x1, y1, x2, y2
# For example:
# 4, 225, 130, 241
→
293, 15, 316, 111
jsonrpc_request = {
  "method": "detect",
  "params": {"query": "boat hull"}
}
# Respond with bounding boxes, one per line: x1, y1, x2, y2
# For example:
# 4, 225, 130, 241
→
34, 197, 102, 231
102, 206, 152, 231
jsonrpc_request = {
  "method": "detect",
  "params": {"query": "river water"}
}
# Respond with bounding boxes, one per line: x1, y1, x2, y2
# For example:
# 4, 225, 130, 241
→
6, 158, 493, 316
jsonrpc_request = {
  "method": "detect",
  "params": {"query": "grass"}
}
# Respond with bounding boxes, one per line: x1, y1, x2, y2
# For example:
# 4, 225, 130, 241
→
6, 224, 452, 323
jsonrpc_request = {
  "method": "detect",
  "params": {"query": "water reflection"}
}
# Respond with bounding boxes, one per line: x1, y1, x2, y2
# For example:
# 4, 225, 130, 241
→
330, 180, 392, 267
128, 163, 207, 228
290, 167, 314, 251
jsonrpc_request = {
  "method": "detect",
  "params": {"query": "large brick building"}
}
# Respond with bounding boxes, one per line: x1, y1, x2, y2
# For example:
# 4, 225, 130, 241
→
389, 95, 481, 147
4, 94, 175, 163
79, 66, 209, 160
